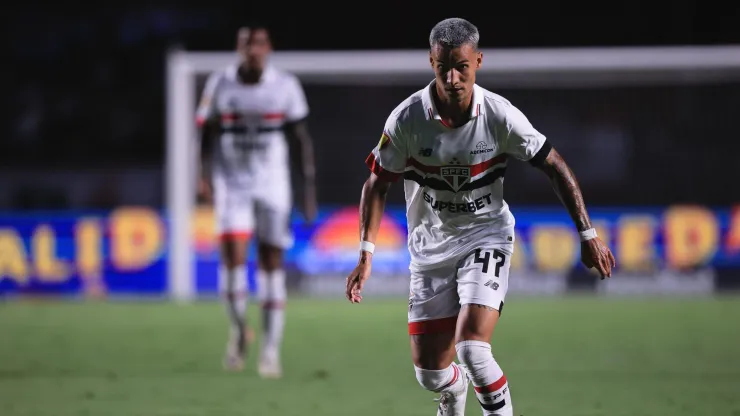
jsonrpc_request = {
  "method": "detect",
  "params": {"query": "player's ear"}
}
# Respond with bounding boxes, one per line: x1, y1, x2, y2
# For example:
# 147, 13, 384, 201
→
476, 52, 483, 69
429, 52, 434, 68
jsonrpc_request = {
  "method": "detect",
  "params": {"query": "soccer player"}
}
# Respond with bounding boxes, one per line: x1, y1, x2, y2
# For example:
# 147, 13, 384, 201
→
196, 26, 317, 378
345, 18, 616, 415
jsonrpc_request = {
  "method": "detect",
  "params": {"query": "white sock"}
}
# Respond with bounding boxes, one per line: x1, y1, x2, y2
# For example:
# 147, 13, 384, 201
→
219, 265, 247, 335
414, 363, 467, 395
456, 340, 513, 416
257, 269, 286, 355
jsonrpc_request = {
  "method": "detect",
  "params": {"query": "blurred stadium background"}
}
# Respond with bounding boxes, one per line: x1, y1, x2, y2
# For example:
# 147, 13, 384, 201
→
2, 5, 740, 416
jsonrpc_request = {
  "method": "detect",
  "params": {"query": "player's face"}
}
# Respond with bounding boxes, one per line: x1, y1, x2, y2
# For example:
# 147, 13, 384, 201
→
430, 43, 482, 103
237, 28, 272, 71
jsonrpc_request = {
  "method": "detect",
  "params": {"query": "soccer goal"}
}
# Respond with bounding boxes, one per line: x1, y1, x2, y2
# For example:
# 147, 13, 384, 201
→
166, 46, 740, 301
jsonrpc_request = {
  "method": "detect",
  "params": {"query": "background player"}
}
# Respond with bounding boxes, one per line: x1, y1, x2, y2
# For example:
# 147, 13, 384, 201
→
345, 18, 615, 415
196, 26, 317, 377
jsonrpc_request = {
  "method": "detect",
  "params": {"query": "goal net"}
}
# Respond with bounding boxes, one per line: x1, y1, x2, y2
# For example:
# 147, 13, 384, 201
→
166, 46, 740, 301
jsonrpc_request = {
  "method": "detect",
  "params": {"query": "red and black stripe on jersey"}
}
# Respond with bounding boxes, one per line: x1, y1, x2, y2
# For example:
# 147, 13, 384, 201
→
199, 112, 287, 134
365, 153, 508, 193
404, 154, 508, 193
365, 139, 552, 192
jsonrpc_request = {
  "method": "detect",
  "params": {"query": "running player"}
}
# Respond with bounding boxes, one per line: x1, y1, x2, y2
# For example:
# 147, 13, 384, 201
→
197, 26, 317, 378
345, 18, 615, 415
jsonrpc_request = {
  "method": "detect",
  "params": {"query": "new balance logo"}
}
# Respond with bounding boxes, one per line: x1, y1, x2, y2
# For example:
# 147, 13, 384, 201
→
484, 280, 499, 290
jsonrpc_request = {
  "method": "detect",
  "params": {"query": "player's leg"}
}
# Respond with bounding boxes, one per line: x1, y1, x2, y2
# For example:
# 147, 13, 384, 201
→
454, 245, 514, 416
256, 242, 285, 378
254, 198, 293, 378
214, 182, 255, 370
408, 266, 470, 416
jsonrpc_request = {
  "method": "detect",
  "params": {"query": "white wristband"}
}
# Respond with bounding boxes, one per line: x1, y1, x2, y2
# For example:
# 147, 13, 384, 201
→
579, 228, 597, 242
360, 241, 375, 254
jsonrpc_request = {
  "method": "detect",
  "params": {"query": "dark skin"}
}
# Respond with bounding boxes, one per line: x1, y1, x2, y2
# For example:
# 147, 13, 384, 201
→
345, 42, 616, 370
198, 27, 317, 271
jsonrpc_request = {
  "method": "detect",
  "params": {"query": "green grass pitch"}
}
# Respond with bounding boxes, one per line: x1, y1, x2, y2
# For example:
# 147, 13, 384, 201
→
1, 296, 739, 415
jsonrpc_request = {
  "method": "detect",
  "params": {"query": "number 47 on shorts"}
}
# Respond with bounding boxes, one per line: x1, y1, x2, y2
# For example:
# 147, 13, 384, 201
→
473, 248, 506, 277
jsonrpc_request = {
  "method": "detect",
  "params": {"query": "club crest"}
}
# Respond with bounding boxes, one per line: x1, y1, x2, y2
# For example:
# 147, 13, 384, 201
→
440, 158, 470, 192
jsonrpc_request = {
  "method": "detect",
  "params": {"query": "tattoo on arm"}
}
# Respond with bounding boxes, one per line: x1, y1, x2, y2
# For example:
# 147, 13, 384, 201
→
536, 148, 592, 232
465, 304, 496, 312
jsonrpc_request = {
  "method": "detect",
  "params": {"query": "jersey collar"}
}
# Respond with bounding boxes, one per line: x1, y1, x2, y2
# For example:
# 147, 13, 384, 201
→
422, 81, 484, 121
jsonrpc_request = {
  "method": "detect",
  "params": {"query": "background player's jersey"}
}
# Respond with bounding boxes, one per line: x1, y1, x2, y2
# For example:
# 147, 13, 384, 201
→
196, 64, 309, 187
366, 82, 548, 272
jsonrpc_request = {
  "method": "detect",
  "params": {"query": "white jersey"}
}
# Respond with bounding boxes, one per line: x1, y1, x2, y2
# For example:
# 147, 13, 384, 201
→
196, 64, 309, 187
366, 82, 549, 272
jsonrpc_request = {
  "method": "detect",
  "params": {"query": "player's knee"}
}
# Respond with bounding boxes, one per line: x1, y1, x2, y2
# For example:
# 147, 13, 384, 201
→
258, 243, 283, 271
414, 366, 452, 392
455, 340, 494, 382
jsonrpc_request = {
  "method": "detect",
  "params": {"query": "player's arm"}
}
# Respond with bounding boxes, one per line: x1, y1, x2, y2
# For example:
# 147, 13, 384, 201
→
284, 77, 317, 222
532, 147, 615, 278
359, 172, 393, 255
197, 121, 217, 192
346, 173, 394, 304
195, 73, 222, 202
503, 105, 616, 278
531, 145, 590, 232
285, 119, 317, 220
346, 125, 406, 303
285, 120, 316, 180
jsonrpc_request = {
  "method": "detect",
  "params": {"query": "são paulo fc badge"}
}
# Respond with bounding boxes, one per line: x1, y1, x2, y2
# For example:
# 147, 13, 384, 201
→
440, 158, 470, 192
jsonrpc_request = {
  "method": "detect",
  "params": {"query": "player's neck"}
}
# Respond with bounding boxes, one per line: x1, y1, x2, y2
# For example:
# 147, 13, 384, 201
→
433, 84, 473, 127
237, 64, 263, 85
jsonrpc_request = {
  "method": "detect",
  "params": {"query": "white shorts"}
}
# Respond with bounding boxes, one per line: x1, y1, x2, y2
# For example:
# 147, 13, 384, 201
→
213, 181, 293, 249
407, 244, 513, 335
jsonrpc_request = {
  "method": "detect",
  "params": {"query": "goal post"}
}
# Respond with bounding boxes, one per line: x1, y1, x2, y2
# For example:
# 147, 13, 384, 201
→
165, 45, 740, 302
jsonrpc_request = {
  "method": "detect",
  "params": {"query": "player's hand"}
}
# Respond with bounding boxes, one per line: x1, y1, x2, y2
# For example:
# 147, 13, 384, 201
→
345, 256, 372, 303
302, 179, 318, 223
581, 237, 616, 279
197, 176, 213, 204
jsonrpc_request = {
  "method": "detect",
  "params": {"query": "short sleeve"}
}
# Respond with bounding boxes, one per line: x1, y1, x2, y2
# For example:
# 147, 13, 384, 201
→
284, 76, 309, 122
196, 72, 222, 127
365, 114, 408, 182
503, 104, 550, 164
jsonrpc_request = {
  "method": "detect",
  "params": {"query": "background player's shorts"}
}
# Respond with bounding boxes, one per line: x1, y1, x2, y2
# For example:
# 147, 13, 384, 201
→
213, 181, 294, 249
407, 243, 514, 335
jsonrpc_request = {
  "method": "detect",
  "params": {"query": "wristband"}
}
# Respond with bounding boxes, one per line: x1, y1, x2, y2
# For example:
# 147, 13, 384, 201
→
360, 241, 375, 254
579, 228, 597, 242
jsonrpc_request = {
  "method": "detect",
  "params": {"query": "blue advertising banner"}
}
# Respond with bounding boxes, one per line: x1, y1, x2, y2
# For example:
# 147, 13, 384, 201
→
0, 208, 168, 297
1, 205, 739, 297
